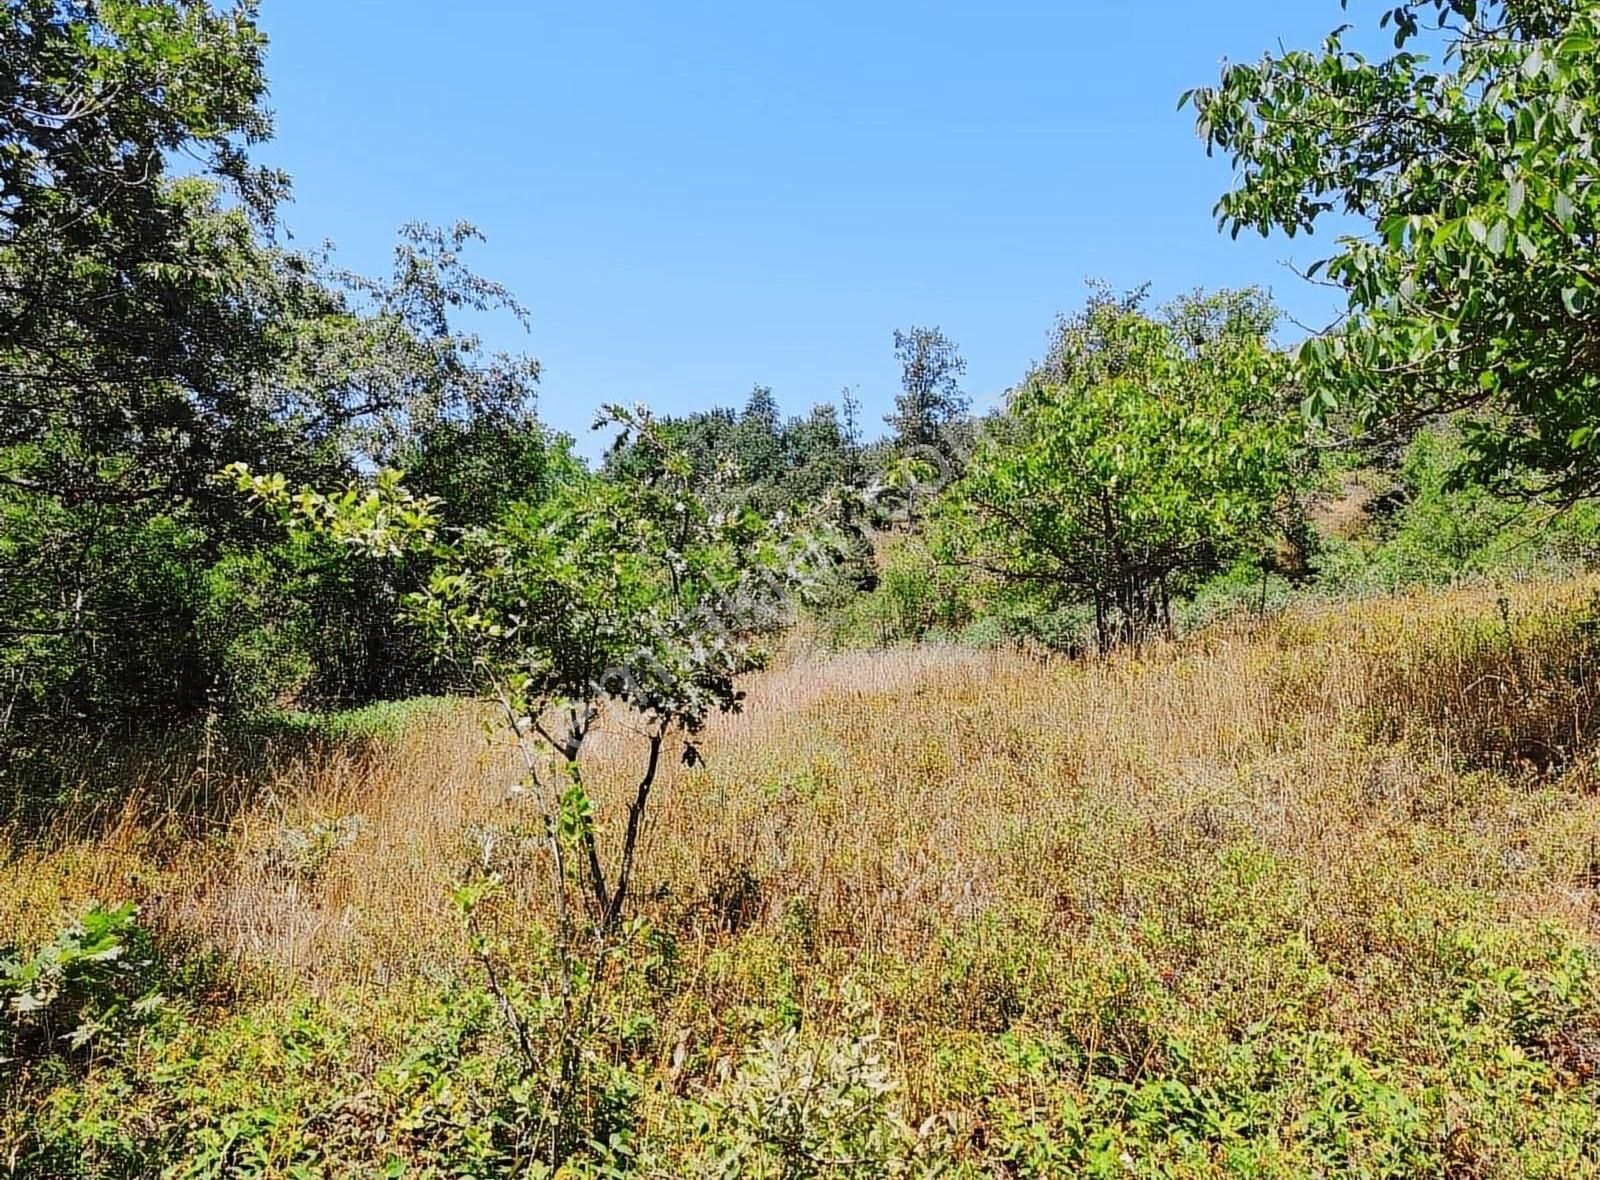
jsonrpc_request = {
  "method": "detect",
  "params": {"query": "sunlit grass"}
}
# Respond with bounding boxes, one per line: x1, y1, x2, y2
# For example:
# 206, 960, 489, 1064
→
7, 577, 1600, 1174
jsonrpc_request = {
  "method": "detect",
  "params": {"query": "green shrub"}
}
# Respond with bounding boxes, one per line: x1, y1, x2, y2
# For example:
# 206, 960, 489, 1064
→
1316, 425, 1600, 595
197, 552, 314, 713
1, 902, 162, 1064
682, 999, 948, 1179
818, 534, 977, 648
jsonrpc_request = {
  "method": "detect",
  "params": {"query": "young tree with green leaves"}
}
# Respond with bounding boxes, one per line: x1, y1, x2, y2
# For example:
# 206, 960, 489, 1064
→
887, 326, 969, 453
231, 406, 829, 1159
942, 290, 1303, 651
232, 405, 827, 931
1185, 0, 1600, 503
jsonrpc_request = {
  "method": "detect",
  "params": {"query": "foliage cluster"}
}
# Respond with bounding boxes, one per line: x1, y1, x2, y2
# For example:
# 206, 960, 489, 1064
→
0, 2, 561, 808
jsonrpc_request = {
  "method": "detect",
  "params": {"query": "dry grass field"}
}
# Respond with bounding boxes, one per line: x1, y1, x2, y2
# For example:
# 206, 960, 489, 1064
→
7, 578, 1600, 1176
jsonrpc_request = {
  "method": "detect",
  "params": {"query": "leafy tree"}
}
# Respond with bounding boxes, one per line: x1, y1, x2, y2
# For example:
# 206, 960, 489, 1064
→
293, 221, 543, 470
876, 451, 942, 530
0, 211, 542, 776
1185, 0, 1600, 502
733, 385, 784, 489
231, 406, 827, 930
778, 403, 848, 505
0, 1, 285, 791
943, 290, 1302, 650
887, 326, 969, 453
604, 405, 737, 486
840, 385, 866, 487
0, 2, 549, 797
604, 393, 852, 517
231, 224, 551, 709
1315, 420, 1600, 590
1, 1, 282, 515
401, 415, 575, 531
233, 413, 829, 1162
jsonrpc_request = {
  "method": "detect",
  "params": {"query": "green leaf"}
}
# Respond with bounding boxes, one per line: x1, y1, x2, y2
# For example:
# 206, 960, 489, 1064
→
1554, 190, 1576, 229
1507, 178, 1526, 218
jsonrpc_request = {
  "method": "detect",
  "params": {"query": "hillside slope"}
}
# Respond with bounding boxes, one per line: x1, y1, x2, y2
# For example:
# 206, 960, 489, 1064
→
6, 581, 1600, 1176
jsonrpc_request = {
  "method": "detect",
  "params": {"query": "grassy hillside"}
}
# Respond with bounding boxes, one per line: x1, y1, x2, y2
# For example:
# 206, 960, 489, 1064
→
7, 580, 1600, 1176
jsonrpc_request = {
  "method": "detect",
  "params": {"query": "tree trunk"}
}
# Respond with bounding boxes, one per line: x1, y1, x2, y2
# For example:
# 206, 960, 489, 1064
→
603, 725, 667, 930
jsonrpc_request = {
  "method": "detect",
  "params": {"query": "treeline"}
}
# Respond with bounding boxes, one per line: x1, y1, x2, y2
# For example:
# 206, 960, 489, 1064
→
6, 0, 1600, 807
0, 3, 567, 796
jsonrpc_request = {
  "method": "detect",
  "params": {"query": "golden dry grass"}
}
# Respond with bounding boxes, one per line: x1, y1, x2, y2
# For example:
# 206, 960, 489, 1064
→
7, 577, 1599, 1003
9, 577, 1600, 1177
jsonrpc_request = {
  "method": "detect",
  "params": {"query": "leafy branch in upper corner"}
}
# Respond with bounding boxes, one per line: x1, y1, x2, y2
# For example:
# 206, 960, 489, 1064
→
1185, 0, 1600, 503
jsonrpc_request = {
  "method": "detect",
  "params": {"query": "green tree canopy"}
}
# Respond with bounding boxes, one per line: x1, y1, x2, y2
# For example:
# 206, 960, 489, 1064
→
887, 326, 969, 454
0, 3, 551, 799
943, 289, 1302, 650
1186, 0, 1600, 502
232, 404, 830, 928
603, 392, 852, 517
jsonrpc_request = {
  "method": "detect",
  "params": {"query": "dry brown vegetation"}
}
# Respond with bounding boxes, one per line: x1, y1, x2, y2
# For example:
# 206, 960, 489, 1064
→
10, 580, 1600, 987
8, 578, 1600, 1175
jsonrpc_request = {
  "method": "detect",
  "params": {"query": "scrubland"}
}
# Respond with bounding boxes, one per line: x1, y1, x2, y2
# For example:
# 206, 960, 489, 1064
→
7, 579, 1600, 1177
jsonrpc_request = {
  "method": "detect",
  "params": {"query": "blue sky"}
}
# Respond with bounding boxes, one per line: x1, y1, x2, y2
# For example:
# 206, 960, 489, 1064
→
255, 1, 1366, 456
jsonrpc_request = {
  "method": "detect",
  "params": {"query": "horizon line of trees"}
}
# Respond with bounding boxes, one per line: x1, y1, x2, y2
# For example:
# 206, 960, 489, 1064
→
7, 0, 1600, 811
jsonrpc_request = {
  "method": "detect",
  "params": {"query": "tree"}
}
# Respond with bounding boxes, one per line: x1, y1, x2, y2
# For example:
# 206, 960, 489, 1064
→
1185, 0, 1600, 502
603, 392, 854, 517
0, 1, 283, 514
402, 415, 576, 532
0, 205, 543, 786
231, 405, 828, 931
887, 326, 969, 452
780, 403, 848, 506
0, 2, 284, 792
233, 409, 829, 1162
942, 290, 1302, 651
0, 4, 549, 796
840, 385, 866, 487
878, 451, 941, 530
603, 405, 738, 486
279, 221, 543, 471
734, 384, 783, 488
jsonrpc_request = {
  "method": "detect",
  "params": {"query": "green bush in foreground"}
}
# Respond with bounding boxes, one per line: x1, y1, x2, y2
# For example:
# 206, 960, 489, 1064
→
2, 902, 162, 1066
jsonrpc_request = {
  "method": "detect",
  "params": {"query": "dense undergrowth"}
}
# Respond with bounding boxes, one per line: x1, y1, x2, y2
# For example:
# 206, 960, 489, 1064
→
6, 579, 1600, 1176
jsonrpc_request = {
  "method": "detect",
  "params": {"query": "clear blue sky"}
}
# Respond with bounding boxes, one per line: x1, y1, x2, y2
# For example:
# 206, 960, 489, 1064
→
254, 1, 1363, 457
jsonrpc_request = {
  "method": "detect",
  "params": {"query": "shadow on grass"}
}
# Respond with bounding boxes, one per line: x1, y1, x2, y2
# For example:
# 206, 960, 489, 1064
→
0, 696, 462, 842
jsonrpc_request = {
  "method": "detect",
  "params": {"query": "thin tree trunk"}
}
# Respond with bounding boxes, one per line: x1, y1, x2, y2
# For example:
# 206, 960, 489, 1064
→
575, 779, 612, 920
603, 725, 667, 930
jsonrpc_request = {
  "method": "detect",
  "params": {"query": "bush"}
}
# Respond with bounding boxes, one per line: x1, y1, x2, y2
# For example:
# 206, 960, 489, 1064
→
818, 534, 976, 648
1, 902, 162, 1065
197, 552, 314, 713
1177, 559, 1299, 634
683, 999, 947, 1179
1315, 425, 1600, 595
